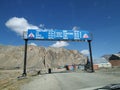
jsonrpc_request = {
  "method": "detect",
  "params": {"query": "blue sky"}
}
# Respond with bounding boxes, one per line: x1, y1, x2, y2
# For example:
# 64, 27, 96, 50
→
0, 0, 120, 58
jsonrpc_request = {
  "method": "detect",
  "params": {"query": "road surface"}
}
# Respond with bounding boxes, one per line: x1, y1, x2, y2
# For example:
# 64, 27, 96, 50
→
21, 71, 120, 90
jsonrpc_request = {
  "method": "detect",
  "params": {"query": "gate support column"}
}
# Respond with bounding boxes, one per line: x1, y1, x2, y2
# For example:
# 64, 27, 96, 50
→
88, 40, 94, 72
22, 39, 28, 76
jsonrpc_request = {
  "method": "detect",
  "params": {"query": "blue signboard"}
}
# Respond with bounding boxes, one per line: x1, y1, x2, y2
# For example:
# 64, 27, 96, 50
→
23, 29, 92, 41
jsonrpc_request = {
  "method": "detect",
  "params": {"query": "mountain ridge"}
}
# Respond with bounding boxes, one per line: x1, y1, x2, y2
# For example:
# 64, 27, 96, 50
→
0, 45, 87, 70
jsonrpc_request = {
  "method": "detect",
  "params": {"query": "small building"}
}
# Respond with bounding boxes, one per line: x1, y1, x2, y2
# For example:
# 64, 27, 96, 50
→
109, 60, 120, 67
103, 54, 120, 67
93, 58, 112, 69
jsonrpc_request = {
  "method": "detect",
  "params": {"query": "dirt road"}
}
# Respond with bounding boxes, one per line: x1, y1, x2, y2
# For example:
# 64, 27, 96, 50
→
21, 71, 120, 90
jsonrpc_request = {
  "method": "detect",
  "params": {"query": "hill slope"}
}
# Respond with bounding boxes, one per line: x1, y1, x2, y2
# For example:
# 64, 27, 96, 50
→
0, 45, 87, 70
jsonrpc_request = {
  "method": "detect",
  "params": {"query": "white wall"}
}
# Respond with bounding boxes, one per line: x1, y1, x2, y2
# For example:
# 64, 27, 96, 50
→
98, 63, 112, 68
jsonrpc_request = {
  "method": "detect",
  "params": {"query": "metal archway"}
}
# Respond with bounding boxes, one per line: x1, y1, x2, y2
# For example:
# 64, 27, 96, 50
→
22, 29, 94, 76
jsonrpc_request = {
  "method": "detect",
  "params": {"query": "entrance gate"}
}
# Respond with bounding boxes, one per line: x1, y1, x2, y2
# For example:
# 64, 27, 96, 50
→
23, 29, 94, 76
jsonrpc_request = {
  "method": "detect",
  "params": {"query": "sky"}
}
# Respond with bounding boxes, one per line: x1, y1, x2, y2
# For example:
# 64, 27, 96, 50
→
0, 0, 120, 58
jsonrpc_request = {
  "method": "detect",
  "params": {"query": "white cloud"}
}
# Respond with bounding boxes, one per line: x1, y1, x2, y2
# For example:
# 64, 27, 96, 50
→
39, 24, 45, 28
72, 26, 80, 30
5, 17, 39, 36
29, 43, 37, 46
50, 41, 69, 48
81, 50, 89, 55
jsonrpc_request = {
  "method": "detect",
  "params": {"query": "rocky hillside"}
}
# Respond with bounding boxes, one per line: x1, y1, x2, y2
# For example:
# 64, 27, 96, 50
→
0, 45, 87, 70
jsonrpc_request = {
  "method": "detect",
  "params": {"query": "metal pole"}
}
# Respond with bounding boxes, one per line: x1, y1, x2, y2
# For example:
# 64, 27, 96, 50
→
43, 49, 46, 67
22, 39, 28, 76
43, 55, 45, 66
88, 40, 94, 72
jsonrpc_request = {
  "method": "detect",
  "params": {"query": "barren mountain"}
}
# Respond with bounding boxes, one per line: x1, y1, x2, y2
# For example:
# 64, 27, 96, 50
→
0, 45, 87, 70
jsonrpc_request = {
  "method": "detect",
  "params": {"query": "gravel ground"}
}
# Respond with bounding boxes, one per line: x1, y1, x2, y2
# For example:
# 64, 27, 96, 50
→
0, 68, 119, 90
0, 70, 31, 90
21, 69, 120, 90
